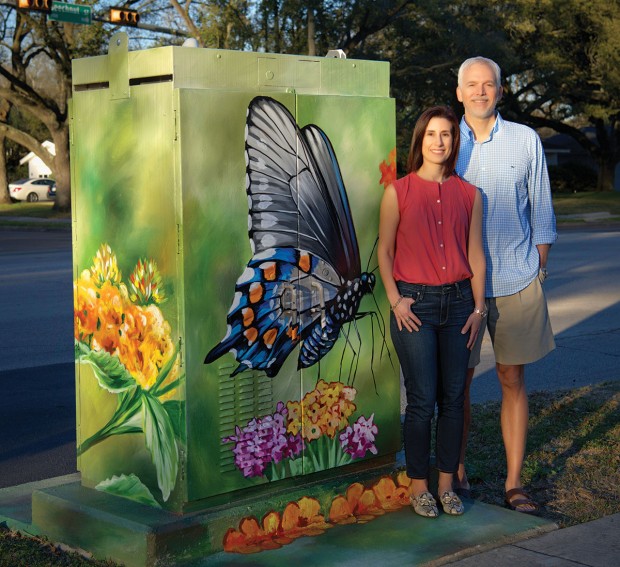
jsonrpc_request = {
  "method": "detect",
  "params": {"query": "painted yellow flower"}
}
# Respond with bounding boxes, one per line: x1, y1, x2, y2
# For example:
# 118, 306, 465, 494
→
74, 274, 99, 341
319, 382, 341, 407
324, 408, 343, 438
74, 246, 179, 399
129, 258, 166, 305
117, 304, 179, 395
304, 421, 322, 441
306, 400, 323, 423
286, 401, 302, 436
90, 244, 121, 287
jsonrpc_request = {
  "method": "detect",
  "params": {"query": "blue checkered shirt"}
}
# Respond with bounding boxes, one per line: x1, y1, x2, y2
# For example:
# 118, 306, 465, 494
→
456, 113, 557, 297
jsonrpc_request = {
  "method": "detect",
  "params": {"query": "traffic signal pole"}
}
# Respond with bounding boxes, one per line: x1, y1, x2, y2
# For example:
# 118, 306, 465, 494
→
14, 0, 190, 37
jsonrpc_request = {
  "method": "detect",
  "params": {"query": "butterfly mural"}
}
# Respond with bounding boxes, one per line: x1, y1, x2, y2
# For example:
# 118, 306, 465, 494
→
204, 96, 375, 378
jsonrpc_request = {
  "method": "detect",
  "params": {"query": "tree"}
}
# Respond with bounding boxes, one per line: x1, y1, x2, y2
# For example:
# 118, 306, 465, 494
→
0, 7, 114, 210
496, 0, 620, 191
0, 1, 184, 211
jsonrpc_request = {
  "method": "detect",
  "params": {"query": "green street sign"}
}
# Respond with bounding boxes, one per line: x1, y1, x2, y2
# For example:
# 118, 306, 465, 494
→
49, 2, 92, 25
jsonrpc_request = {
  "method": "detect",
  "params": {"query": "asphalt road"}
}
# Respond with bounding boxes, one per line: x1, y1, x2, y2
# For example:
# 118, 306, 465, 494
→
0, 226, 619, 488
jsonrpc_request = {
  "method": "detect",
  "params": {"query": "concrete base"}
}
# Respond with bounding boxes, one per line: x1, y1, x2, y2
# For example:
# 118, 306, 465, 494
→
0, 466, 557, 567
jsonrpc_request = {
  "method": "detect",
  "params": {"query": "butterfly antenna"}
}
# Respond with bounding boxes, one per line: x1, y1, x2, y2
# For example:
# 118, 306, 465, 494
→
371, 290, 396, 371
348, 319, 363, 387
369, 312, 379, 395
365, 236, 380, 273
338, 333, 347, 382
356, 311, 378, 395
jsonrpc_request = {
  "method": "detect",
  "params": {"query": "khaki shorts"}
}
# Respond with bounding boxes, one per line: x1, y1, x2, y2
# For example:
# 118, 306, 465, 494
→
469, 276, 555, 367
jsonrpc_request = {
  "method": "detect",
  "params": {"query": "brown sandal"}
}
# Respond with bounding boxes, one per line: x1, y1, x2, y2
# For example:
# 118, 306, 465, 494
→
505, 488, 540, 515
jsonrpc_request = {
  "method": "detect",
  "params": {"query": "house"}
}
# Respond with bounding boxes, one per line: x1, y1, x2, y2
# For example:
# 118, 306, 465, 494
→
19, 140, 55, 179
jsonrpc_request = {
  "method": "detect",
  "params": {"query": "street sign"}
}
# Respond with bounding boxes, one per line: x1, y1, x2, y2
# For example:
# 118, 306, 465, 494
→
49, 2, 92, 25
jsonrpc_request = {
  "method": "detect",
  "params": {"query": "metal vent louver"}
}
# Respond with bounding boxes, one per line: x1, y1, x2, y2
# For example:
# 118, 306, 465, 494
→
217, 363, 273, 472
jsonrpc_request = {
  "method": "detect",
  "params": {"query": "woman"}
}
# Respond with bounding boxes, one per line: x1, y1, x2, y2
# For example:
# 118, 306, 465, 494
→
378, 106, 485, 517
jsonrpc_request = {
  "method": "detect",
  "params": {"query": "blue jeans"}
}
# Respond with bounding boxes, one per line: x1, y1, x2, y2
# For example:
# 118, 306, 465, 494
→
390, 279, 473, 479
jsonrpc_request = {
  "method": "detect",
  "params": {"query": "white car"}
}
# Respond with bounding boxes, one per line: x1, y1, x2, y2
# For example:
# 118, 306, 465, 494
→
9, 178, 56, 202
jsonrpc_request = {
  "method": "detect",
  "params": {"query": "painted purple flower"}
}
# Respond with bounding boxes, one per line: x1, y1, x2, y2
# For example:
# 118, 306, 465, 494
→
223, 401, 304, 477
339, 413, 378, 460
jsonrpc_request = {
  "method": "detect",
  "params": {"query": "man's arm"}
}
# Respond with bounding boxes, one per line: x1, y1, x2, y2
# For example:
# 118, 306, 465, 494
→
537, 243, 550, 268
529, 133, 557, 247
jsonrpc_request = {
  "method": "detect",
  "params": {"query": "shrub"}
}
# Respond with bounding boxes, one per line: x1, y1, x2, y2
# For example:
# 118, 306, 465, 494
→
548, 163, 597, 193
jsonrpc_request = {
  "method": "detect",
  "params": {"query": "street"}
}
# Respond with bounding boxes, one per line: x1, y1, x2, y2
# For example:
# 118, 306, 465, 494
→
0, 226, 619, 488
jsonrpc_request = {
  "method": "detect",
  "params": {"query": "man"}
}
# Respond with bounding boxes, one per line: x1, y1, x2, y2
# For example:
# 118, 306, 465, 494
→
454, 56, 556, 514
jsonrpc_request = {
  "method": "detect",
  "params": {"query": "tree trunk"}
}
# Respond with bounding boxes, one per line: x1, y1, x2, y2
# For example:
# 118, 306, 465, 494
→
0, 99, 9, 204
307, 7, 316, 56
51, 126, 71, 212
0, 137, 9, 204
596, 157, 615, 192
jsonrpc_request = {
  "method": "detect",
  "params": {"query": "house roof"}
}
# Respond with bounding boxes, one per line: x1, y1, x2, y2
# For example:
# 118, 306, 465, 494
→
19, 140, 56, 165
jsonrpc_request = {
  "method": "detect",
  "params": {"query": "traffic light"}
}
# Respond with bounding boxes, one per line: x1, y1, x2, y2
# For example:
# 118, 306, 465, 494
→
109, 7, 140, 27
18, 0, 52, 13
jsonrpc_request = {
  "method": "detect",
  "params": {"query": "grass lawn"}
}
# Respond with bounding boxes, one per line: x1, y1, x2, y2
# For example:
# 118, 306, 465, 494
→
465, 381, 620, 528
1, 382, 618, 565
553, 190, 620, 217
0, 202, 70, 219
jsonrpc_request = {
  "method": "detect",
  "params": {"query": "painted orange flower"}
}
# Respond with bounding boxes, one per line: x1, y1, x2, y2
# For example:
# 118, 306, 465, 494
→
223, 516, 271, 554
74, 246, 180, 398
281, 497, 331, 537
329, 495, 357, 525
223, 471, 416, 555
379, 148, 397, 189
373, 476, 407, 510
344, 482, 384, 522
74, 274, 100, 341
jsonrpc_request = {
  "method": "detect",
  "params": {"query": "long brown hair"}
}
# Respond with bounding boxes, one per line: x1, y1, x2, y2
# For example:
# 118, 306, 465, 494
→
406, 106, 460, 176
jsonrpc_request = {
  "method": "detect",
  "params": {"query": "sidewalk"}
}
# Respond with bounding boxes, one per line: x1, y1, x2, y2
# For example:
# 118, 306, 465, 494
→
444, 512, 619, 567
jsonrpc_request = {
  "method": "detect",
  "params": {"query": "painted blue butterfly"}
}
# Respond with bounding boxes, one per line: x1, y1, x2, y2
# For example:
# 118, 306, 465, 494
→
204, 96, 375, 378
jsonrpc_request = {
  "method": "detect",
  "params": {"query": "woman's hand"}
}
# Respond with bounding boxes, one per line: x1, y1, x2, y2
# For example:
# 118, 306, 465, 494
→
393, 297, 422, 332
461, 311, 483, 349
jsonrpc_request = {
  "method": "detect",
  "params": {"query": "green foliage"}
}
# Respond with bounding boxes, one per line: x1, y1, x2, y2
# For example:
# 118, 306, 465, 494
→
2, 0, 618, 199
75, 340, 183, 503
548, 164, 598, 193
96, 473, 162, 508
76, 342, 138, 394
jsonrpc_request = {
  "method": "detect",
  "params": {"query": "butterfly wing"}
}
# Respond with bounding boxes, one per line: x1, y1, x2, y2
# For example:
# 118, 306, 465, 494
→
205, 96, 363, 376
204, 248, 341, 377
300, 124, 361, 280
246, 97, 361, 278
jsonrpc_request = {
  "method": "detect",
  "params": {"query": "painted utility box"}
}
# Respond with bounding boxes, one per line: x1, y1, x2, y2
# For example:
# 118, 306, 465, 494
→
71, 33, 400, 513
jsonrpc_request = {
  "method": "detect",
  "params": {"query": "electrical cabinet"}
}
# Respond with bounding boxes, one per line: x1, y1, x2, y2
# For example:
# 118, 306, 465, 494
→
71, 33, 400, 513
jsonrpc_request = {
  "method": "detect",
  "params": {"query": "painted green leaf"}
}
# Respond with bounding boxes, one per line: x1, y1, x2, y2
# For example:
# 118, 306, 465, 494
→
162, 400, 186, 443
95, 473, 161, 508
142, 393, 179, 502
111, 409, 143, 435
76, 341, 136, 393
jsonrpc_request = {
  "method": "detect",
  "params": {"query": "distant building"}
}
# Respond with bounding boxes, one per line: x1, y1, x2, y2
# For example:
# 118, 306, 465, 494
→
19, 140, 55, 179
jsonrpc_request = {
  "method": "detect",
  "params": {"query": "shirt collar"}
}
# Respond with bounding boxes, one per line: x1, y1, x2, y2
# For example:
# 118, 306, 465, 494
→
460, 112, 503, 143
